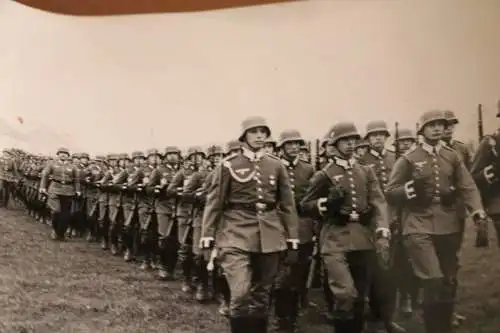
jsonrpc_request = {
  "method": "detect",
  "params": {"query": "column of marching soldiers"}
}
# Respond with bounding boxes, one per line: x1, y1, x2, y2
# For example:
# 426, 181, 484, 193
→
1, 108, 499, 333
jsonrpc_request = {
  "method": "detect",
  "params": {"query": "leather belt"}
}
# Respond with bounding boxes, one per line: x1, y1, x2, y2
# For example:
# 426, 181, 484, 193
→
225, 202, 276, 213
52, 179, 72, 185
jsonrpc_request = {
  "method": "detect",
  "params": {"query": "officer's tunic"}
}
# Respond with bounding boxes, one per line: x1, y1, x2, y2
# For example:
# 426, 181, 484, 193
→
40, 160, 80, 213
385, 142, 483, 281
148, 163, 178, 238
201, 147, 299, 318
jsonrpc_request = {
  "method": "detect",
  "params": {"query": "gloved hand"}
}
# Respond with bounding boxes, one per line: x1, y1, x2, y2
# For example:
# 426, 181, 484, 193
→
284, 239, 299, 265
200, 237, 215, 249
325, 186, 345, 214
441, 186, 457, 206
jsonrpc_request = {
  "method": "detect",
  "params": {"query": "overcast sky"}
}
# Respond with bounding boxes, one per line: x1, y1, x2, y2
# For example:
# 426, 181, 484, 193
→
1, 0, 500, 155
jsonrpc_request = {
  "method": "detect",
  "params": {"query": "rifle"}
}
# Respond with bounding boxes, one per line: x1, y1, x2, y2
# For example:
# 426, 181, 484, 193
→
388, 122, 402, 269
314, 139, 321, 171
478, 103, 484, 141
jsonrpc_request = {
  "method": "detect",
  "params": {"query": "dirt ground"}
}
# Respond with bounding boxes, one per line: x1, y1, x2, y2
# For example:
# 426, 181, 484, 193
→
0, 206, 499, 333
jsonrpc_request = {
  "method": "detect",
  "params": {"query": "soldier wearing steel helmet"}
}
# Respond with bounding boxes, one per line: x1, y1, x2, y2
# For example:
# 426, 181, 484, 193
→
147, 146, 181, 281
134, 148, 162, 270
354, 139, 369, 160
200, 116, 299, 333
263, 136, 278, 156
388, 128, 418, 318
96, 154, 119, 250
105, 153, 130, 256
393, 129, 416, 155
167, 146, 206, 292
357, 120, 405, 333
272, 129, 316, 332
121, 151, 147, 262
386, 110, 489, 333
40, 147, 82, 241
300, 121, 391, 333
181, 145, 224, 302
0, 149, 20, 208
83, 155, 107, 242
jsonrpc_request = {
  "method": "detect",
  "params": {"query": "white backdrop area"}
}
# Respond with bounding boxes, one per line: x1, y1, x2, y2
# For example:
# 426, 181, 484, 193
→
1, 0, 500, 155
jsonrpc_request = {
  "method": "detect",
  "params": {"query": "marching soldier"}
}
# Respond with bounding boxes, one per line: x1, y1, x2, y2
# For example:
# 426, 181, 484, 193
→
300, 122, 391, 333
121, 151, 146, 262
148, 146, 181, 280
200, 116, 299, 332
273, 129, 315, 332
358, 120, 405, 333
83, 155, 106, 242
0, 149, 20, 208
40, 147, 81, 241
184, 145, 224, 302
98, 154, 119, 250
137, 149, 161, 270
68, 153, 87, 238
441, 110, 471, 326
386, 110, 489, 333
168, 147, 206, 292
354, 140, 369, 159
107, 153, 129, 255
389, 128, 418, 318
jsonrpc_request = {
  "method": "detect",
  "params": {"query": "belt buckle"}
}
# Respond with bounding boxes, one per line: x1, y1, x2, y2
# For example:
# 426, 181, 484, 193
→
349, 211, 359, 222
255, 202, 267, 212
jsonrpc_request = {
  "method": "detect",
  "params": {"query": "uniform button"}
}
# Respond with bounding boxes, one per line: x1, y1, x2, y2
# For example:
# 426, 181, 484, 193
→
290, 184, 295, 189
256, 172, 261, 177
352, 190, 356, 195
258, 195, 263, 199
289, 172, 294, 176
382, 178, 387, 183
435, 177, 439, 181
352, 197, 357, 202
381, 166, 386, 170
349, 178, 354, 182
347, 171, 353, 175
352, 203, 357, 209
258, 188, 262, 192
256, 179, 262, 184
350, 183, 355, 188
255, 165, 260, 170
435, 189, 439, 194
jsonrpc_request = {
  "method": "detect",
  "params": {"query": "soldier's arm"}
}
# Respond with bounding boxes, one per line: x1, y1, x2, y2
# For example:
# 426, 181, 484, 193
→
366, 166, 390, 230
470, 137, 497, 190
166, 171, 183, 197
299, 170, 331, 219
181, 172, 203, 203
454, 155, 485, 217
40, 163, 53, 190
201, 164, 230, 239
277, 163, 299, 241
385, 157, 414, 206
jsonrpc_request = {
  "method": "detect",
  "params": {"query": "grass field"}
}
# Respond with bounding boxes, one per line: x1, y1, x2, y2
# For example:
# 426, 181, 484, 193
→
0, 206, 499, 333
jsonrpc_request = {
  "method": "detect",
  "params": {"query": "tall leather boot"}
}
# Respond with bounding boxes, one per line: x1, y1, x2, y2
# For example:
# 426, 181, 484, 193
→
230, 317, 249, 333
273, 288, 291, 331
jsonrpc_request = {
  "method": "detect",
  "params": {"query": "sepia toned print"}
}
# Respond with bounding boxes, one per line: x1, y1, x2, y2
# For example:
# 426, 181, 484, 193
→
2, 1, 500, 333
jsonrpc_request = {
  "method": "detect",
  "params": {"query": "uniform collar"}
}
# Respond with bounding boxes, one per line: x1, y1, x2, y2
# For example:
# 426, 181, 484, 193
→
242, 147, 264, 162
333, 155, 355, 170
369, 148, 386, 158
421, 141, 441, 155
281, 156, 299, 167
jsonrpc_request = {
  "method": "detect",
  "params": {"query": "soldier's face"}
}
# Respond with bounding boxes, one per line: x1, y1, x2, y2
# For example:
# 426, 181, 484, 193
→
422, 121, 445, 141
165, 153, 179, 164
325, 143, 335, 156
263, 144, 275, 154
118, 159, 125, 168
58, 153, 70, 161
283, 141, 300, 158
72, 158, 79, 164
398, 139, 415, 152
356, 147, 368, 157
80, 158, 89, 165
110, 160, 118, 167
148, 155, 157, 165
211, 154, 222, 165
125, 159, 133, 167
336, 137, 356, 157
245, 127, 268, 149
442, 123, 455, 140
368, 132, 387, 150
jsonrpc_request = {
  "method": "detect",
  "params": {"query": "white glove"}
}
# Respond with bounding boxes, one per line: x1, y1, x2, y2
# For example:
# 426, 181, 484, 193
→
39, 188, 47, 195
404, 180, 416, 199
200, 237, 215, 249
286, 239, 300, 250
375, 227, 391, 239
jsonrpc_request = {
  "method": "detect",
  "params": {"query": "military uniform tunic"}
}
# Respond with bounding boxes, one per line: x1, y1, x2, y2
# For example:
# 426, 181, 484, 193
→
201, 148, 299, 318
300, 154, 388, 319
40, 160, 80, 212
